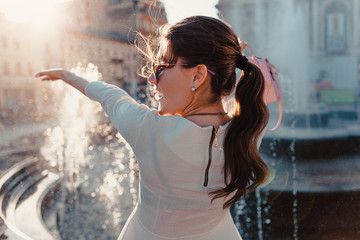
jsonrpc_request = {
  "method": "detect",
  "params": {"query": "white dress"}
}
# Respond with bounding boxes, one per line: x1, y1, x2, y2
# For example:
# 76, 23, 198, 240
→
85, 82, 246, 240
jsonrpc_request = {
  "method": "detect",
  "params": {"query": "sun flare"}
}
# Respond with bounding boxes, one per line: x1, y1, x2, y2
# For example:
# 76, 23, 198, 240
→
0, 0, 71, 27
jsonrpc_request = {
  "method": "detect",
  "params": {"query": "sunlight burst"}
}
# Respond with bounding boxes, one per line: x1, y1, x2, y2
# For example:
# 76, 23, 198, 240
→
0, 0, 71, 27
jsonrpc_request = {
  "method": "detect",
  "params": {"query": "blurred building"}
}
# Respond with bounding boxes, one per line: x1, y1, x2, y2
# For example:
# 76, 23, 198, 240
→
0, 0, 167, 124
217, 0, 360, 120
65, 0, 166, 36
0, 13, 64, 123
61, 0, 167, 92
217, 0, 359, 59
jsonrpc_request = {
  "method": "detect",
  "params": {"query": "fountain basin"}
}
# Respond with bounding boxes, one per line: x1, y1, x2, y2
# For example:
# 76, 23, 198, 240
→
282, 111, 331, 129
234, 189, 360, 240
0, 158, 59, 240
262, 136, 360, 159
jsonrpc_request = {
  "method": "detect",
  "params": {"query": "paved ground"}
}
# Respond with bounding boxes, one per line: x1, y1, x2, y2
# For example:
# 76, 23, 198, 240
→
0, 122, 52, 148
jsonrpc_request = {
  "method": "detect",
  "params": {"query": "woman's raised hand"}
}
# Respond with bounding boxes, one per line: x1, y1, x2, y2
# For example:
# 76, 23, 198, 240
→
35, 69, 90, 95
35, 69, 70, 82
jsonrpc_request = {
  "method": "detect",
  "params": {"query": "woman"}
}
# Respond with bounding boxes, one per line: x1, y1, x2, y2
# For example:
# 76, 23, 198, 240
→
36, 16, 269, 240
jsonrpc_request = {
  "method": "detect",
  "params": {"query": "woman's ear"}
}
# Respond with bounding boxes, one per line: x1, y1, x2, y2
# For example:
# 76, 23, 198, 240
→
192, 64, 209, 89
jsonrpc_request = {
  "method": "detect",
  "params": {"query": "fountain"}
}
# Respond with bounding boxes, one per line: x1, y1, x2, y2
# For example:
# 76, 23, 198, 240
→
39, 64, 139, 240
218, 0, 360, 239
0, 63, 139, 239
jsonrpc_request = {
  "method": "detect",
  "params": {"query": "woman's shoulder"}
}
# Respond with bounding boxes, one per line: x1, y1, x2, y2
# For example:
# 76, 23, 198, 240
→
152, 114, 231, 138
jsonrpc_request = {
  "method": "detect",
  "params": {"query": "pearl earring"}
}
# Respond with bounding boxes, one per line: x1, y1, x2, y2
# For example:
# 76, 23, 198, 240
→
191, 86, 196, 92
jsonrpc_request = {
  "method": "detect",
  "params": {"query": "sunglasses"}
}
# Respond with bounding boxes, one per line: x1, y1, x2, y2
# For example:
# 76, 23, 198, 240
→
152, 62, 215, 83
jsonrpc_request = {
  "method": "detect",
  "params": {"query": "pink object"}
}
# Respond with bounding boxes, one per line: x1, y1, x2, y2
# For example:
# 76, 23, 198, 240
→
246, 45, 283, 131
318, 81, 332, 90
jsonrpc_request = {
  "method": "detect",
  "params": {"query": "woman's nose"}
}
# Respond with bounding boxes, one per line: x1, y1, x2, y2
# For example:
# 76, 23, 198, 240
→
148, 73, 156, 85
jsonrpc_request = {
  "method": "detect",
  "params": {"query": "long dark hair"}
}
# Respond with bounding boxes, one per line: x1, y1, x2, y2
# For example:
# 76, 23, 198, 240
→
142, 16, 269, 208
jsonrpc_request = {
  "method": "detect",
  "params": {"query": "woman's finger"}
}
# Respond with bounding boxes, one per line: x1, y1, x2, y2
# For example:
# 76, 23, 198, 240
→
35, 72, 43, 78
35, 69, 61, 78
35, 72, 52, 78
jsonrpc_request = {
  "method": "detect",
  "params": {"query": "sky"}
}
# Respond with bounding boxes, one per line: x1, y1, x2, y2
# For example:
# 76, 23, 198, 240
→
160, 0, 219, 24
0, 0, 219, 25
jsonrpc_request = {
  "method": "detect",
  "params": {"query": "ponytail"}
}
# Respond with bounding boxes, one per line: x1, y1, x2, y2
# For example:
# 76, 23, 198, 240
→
210, 62, 269, 209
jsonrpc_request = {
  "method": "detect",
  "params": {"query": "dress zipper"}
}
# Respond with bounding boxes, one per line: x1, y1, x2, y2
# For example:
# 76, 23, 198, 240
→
203, 126, 219, 187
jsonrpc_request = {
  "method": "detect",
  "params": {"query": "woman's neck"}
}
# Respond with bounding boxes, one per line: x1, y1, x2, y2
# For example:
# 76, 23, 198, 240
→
180, 80, 232, 127
185, 114, 232, 127
183, 101, 232, 127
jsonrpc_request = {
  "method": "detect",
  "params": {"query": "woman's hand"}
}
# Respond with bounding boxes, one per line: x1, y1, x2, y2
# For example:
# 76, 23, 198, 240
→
35, 69, 70, 82
35, 69, 90, 95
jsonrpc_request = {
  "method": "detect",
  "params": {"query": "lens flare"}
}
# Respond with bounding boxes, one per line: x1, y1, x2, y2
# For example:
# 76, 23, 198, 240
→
0, 0, 70, 28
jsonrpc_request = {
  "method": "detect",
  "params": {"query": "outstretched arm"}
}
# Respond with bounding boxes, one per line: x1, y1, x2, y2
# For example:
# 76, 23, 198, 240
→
35, 69, 89, 95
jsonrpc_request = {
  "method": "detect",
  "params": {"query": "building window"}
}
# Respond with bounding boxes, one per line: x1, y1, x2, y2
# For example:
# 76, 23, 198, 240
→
88, 46, 94, 57
44, 44, 50, 54
109, 0, 132, 4
16, 62, 21, 75
98, 46, 102, 56
2, 36, 7, 49
28, 62, 33, 75
14, 41, 20, 51
325, 1, 347, 53
77, 45, 82, 57
109, 0, 121, 4
3, 61, 9, 75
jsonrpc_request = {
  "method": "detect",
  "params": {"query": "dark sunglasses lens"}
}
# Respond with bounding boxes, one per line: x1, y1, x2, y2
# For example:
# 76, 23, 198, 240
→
153, 64, 164, 82
155, 66, 161, 80
152, 63, 172, 82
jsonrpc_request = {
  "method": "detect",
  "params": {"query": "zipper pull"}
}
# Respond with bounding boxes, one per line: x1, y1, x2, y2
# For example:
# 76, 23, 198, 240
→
204, 126, 219, 187
214, 126, 219, 148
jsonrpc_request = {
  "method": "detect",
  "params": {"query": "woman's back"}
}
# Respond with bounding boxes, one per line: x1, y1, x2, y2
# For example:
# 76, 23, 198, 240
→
127, 117, 242, 239
135, 116, 231, 237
